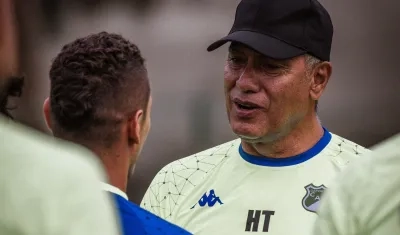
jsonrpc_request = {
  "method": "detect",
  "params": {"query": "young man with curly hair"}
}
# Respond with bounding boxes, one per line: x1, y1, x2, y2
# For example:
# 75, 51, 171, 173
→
42, 31, 191, 235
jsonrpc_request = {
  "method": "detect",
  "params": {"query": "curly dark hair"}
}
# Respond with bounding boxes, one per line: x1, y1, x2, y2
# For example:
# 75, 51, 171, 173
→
49, 32, 150, 146
0, 75, 24, 119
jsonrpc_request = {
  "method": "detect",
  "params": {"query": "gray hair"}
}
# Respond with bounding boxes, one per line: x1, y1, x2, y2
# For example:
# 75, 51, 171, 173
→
305, 54, 322, 74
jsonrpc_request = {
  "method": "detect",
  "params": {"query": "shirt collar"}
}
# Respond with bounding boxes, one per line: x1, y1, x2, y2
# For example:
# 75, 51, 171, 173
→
101, 182, 129, 200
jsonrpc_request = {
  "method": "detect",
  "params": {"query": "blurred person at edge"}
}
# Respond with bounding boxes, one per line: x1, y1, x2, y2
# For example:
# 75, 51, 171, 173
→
141, 0, 370, 234
0, 0, 121, 234
42, 31, 191, 235
313, 133, 400, 235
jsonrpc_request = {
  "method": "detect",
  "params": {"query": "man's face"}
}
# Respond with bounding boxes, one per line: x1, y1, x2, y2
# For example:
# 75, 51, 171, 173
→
224, 44, 313, 143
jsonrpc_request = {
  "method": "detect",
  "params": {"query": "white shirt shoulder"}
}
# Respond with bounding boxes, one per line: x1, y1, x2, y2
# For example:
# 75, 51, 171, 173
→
0, 119, 121, 235
322, 133, 370, 168
141, 139, 239, 218
313, 133, 400, 235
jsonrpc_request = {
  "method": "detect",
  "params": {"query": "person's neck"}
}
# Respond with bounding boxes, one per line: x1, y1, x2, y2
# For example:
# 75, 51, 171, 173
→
242, 115, 324, 158
91, 148, 129, 194
105, 165, 129, 193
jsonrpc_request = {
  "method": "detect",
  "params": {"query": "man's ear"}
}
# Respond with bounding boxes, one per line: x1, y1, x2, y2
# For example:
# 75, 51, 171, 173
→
43, 97, 53, 131
310, 62, 332, 101
127, 109, 144, 145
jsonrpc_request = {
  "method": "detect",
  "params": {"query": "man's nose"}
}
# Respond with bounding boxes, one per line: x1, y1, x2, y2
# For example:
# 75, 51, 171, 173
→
236, 65, 260, 93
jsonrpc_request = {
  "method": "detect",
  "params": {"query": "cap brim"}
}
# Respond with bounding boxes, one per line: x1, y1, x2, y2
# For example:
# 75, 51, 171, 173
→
207, 31, 305, 60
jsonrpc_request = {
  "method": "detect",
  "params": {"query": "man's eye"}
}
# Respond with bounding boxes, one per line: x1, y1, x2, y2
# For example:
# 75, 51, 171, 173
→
228, 56, 246, 66
262, 63, 281, 70
259, 63, 289, 76
228, 56, 238, 62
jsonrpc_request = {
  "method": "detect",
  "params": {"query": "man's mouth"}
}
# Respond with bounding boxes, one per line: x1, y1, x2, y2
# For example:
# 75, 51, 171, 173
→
233, 99, 261, 110
236, 102, 257, 110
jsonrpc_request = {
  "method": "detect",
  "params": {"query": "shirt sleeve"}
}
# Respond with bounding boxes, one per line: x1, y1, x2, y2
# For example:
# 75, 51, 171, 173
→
312, 170, 359, 235
140, 164, 172, 219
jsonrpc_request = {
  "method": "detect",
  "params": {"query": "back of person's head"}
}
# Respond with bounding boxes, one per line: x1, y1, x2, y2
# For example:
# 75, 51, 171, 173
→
45, 32, 151, 153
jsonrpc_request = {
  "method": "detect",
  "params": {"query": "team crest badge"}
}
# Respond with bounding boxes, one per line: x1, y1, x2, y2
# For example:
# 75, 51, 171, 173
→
302, 183, 326, 213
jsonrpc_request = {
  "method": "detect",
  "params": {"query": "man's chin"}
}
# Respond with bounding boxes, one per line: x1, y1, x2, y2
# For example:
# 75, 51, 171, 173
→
232, 127, 263, 143
232, 126, 276, 144
237, 134, 264, 144
231, 123, 261, 138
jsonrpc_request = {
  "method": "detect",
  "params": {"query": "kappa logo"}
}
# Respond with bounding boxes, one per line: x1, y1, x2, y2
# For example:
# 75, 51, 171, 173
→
190, 189, 223, 209
302, 183, 327, 213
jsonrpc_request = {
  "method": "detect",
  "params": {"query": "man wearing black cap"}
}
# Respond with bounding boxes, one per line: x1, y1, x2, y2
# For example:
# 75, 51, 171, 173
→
141, 0, 370, 234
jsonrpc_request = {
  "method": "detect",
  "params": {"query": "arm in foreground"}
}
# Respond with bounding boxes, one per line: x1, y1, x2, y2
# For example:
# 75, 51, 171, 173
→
57, 156, 122, 235
312, 158, 363, 235
312, 187, 353, 235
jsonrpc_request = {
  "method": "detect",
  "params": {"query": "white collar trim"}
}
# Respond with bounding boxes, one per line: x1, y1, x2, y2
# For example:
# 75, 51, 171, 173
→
101, 183, 128, 200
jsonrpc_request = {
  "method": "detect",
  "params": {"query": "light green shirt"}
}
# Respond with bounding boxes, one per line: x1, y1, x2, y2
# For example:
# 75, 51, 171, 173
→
0, 117, 121, 235
141, 130, 369, 235
313, 133, 400, 235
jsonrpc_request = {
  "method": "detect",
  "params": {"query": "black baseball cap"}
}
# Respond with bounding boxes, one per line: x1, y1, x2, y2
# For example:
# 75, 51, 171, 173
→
207, 0, 333, 61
